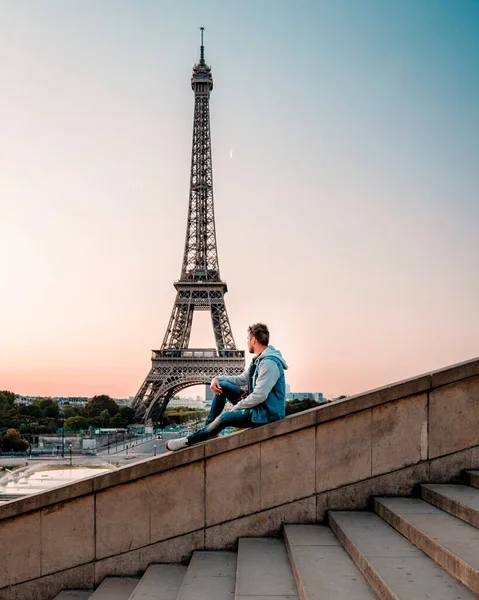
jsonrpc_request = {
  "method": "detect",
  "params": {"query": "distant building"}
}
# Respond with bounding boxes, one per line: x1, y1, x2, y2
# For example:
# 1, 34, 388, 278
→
286, 392, 327, 404
168, 396, 204, 409
205, 385, 215, 406
14, 395, 132, 407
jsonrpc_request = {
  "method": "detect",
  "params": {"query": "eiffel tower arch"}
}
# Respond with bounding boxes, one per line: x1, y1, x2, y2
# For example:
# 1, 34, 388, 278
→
132, 30, 245, 423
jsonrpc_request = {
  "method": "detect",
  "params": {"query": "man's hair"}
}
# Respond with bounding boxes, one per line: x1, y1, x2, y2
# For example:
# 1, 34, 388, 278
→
248, 323, 270, 346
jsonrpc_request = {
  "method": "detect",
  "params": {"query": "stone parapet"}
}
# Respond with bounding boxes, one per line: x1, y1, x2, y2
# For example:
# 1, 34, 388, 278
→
0, 356, 478, 599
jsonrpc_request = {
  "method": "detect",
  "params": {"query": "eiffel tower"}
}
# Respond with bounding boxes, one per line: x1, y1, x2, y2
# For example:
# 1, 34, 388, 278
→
132, 29, 245, 423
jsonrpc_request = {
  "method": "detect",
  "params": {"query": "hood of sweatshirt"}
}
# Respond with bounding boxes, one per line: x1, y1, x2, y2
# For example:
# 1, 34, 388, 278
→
256, 345, 288, 370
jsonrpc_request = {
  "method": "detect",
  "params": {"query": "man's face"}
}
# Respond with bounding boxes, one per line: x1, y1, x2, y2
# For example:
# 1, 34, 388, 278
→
247, 332, 255, 354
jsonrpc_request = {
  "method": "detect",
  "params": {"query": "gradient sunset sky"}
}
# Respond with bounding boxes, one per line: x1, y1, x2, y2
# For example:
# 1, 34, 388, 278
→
1, 1, 478, 399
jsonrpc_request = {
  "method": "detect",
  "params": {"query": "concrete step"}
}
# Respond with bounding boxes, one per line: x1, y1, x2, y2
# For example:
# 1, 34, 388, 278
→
330, 511, 476, 599
89, 577, 139, 600
465, 470, 479, 489
374, 497, 479, 596
52, 592, 92, 600
129, 564, 187, 600
421, 484, 479, 528
235, 537, 298, 599
284, 524, 375, 599
177, 551, 236, 600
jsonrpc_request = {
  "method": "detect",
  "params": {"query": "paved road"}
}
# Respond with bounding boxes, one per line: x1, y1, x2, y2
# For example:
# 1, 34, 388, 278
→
0, 432, 184, 468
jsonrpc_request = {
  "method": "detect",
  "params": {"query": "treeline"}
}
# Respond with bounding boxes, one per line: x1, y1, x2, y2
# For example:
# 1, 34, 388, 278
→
161, 407, 209, 427
285, 397, 325, 416
0, 391, 136, 451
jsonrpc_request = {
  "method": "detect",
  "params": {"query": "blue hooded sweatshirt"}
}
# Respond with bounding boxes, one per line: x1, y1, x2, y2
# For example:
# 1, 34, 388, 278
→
218, 345, 288, 424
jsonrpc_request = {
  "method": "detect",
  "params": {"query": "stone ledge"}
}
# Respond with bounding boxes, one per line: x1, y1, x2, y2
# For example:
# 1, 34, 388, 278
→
430, 356, 479, 389
1, 356, 477, 523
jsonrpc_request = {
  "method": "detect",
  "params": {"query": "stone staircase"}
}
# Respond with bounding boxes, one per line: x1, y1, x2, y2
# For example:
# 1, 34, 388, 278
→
54, 471, 479, 599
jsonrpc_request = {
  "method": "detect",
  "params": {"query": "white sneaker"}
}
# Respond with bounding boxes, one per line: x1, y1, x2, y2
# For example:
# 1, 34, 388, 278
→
165, 437, 189, 451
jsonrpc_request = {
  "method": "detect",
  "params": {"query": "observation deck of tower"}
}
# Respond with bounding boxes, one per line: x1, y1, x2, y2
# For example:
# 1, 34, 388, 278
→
132, 29, 245, 423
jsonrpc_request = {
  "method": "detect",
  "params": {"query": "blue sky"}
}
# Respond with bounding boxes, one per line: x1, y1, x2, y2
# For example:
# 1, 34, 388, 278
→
1, 1, 478, 398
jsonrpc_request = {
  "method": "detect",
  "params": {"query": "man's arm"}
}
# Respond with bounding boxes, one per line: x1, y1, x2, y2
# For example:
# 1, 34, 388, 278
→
234, 360, 280, 410
217, 369, 249, 388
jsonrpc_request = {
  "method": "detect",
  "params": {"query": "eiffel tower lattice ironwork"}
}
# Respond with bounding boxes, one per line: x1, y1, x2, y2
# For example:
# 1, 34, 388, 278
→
132, 29, 245, 423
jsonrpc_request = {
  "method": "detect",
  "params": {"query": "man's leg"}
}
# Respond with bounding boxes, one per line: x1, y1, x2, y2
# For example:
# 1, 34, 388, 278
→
205, 381, 244, 425
165, 408, 255, 450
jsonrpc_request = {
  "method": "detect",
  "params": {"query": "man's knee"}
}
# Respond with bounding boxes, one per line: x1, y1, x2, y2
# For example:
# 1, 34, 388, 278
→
219, 381, 243, 396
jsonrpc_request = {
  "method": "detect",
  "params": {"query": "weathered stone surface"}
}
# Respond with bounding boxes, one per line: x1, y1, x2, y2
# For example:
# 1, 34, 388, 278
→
421, 483, 479, 528
177, 551, 236, 600
323, 479, 373, 516
287, 523, 376, 600
430, 357, 479, 389
261, 427, 315, 509
94, 531, 204, 585
370, 462, 429, 497
472, 447, 479, 469
205, 497, 316, 550
0, 563, 94, 600
372, 394, 427, 476
0, 512, 41, 587
204, 419, 293, 458
89, 577, 139, 600
429, 376, 479, 458
374, 497, 479, 596
205, 444, 260, 526
316, 410, 372, 493
150, 462, 205, 542
429, 447, 474, 483
92, 445, 205, 492
0, 477, 95, 522
466, 470, 479, 489
236, 538, 297, 598
41, 495, 95, 575
96, 477, 150, 559
317, 374, 431, 425
329, 511, 476, 600
129, 564, 187, 600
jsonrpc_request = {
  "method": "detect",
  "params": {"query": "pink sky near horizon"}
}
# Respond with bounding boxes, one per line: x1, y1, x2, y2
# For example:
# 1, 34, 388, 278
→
1, 1, 478, 400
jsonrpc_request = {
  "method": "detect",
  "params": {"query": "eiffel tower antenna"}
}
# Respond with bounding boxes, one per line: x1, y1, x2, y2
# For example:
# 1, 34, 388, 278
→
132, 31, 245, 423
200, 26, 205, 66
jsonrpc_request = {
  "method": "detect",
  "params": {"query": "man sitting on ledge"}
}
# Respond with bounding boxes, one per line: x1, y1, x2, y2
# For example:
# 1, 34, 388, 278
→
166, 323, 288, 451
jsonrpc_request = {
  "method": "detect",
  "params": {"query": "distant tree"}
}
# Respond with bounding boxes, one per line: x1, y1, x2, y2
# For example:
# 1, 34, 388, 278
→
43, 403, 60, 419
119, 406, 135, 424
1, 428, 29, 452
99, 409, 110, 428
110, 414, 127, 429
64, 416, 89, 431
0, 391, 16, 410
85, 395, 119, 418
61, 405, 77, 419
285, 398, 322, 416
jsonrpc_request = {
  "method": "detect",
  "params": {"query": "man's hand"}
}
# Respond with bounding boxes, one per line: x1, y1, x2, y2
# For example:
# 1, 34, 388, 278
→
210, 377, 223, 395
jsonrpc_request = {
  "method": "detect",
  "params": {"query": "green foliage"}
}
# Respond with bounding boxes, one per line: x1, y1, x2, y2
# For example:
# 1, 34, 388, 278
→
161, 408, 209, 427
285, 398, 322, 416
0, 390, 135, 439
110, 414, 128, 428
1, 428, 29, 452
119, 406, 135, 424
0, 391, 16, 409
84, 395, 119, 418
99, 409, 110, 427
64, 416, 89, 431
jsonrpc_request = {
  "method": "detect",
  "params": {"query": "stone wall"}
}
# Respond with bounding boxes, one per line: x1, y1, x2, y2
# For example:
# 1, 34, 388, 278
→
1, 357, 478, 600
